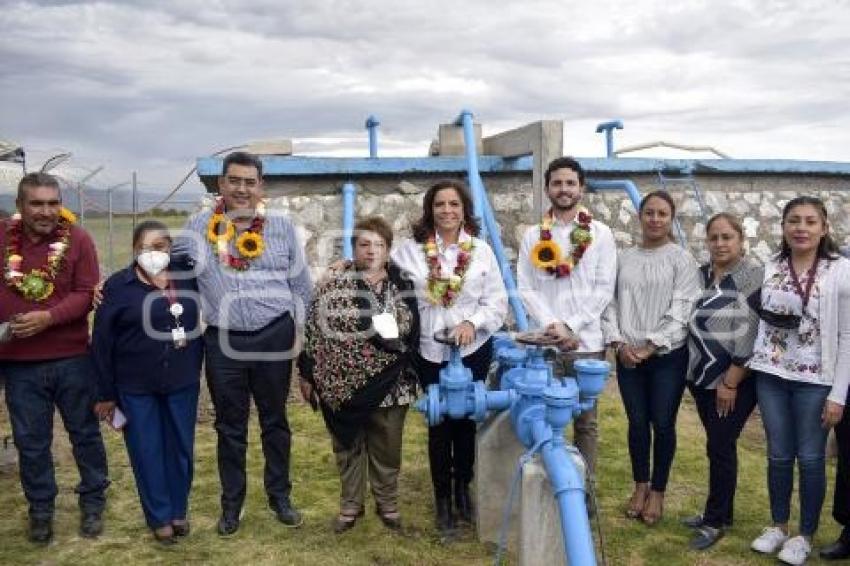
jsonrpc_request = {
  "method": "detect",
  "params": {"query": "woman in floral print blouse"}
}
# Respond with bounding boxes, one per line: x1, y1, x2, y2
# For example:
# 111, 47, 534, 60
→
748, 196, 850, 566
298, 216, 419, 534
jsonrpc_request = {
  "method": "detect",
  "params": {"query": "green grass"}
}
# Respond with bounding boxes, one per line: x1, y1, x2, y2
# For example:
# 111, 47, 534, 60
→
0, 383, 840, 565
4, 221, 839, 563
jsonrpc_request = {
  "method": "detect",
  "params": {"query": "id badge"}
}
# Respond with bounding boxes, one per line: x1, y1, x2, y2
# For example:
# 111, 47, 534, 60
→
172, 326, 187, 349
371, 312, 399, 339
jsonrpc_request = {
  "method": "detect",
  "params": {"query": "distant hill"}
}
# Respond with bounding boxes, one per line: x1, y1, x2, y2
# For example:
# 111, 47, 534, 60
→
0, 186, 205, 217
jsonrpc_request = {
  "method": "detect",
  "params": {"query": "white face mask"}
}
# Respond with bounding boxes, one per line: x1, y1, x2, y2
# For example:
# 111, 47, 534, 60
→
136, 250, 170, 276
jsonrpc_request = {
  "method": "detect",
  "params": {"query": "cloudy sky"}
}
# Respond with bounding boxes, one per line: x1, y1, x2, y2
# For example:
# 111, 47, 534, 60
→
1, 0, 849, 194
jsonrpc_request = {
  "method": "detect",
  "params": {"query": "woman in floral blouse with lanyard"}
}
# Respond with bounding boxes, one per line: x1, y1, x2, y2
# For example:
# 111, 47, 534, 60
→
298, 216, 419, 534
748, 196, 850, 566
391, 179, 507, 537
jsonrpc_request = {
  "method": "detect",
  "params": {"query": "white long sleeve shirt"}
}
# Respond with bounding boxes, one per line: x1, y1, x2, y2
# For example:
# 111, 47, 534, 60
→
391, 232, 508, 363
517, 217, 617, 352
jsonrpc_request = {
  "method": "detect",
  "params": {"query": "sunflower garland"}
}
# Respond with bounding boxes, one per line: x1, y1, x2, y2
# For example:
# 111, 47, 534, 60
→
530, 207, 593, 278
423, 233, 474, 307
3, 208, 75, 302
206, 197, 266, 270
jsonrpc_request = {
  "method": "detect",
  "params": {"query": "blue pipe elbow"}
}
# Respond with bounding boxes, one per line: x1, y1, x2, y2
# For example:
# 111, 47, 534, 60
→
587, 179, 642, 213
365, 115, 380, 158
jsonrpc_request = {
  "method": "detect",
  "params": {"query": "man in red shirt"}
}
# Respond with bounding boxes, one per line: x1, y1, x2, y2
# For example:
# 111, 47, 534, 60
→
0, 172, 109, 544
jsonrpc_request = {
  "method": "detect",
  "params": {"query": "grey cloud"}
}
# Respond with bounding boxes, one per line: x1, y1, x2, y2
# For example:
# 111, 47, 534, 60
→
2, 0, 850, 190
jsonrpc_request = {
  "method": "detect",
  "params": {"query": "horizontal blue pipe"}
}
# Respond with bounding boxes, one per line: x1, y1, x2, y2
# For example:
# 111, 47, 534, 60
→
197, 156, 850, 180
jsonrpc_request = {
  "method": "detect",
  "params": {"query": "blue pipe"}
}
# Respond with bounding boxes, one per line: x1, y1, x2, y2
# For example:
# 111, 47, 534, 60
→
366, 115, 380, 158
416, 339, 609, 565
454, 109, 529, 331
480, 188, 529, 331
587, 178, 642, 212
541, 441, 596, 566
341, 182, 357, 260
595, 120, 624, 158
455, 110, 486, 236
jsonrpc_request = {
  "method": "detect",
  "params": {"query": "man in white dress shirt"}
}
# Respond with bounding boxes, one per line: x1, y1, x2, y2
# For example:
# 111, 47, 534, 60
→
517, 156, 617, 477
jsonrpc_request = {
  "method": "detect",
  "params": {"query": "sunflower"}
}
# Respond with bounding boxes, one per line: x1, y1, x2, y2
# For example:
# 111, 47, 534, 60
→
530, 240, 562, 269
207, 213, 235, 243
236, 231, 265, 258
59, 207, 77, 224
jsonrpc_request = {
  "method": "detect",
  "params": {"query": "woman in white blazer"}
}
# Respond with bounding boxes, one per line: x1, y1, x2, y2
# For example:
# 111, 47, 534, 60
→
391, 179, 507, 536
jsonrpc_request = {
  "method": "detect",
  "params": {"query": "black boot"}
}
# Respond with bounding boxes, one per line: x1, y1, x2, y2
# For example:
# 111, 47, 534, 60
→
454, 483, 473, 524
435, 497, 455, 535
820, 528, 850, 560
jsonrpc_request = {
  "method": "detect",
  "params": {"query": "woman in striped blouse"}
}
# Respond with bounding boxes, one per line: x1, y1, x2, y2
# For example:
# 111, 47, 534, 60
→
683, 212, 763, 550
603, 190, 701, 526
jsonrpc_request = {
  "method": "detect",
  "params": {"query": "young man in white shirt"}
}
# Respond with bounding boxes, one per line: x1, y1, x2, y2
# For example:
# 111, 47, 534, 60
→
517, 157, 617, 478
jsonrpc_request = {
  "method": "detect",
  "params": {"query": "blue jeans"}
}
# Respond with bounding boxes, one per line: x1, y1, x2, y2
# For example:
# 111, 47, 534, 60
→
756, 371, 830, 536
1, 355, 109, 519
616, 344, 688, 491
120, 383, 199, 529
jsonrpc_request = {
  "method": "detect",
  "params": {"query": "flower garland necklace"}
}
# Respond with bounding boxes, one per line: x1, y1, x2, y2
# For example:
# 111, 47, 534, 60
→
4, 208, 77, 302
423, 231, 475, 307
206, 197, 266, 270
530, 207, 593, 278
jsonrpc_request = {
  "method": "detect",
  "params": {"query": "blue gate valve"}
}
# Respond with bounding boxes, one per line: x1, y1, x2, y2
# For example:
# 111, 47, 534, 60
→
416, 330, 516, 427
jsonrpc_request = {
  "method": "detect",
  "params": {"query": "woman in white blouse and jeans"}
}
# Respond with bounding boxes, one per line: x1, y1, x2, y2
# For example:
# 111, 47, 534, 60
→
748, 196, 850, 566
603, 190, 700, 526
391, 179, 507, 536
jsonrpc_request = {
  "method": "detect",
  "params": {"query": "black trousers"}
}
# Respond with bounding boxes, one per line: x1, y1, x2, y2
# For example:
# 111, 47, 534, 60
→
833, 392, 850, 539
688, 377, 757, 528
416, 339, 493, 499
204, 314, 295, 515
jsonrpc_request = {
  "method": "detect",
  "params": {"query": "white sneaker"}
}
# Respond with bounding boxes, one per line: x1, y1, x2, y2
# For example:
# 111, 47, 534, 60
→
777, 536, 812, 565
751, 526, 789, 553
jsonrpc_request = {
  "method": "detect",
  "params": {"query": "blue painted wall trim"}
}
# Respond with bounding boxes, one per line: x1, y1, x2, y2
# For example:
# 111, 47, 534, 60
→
198, 155, 850, 182
197, 155, 534, 178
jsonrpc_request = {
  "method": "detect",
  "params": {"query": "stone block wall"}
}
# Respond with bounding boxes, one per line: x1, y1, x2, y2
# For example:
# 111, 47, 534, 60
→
258, 172, 850, 276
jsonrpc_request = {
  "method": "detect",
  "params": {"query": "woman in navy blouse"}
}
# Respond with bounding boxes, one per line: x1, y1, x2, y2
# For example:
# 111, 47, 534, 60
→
683, 213, 763, 550
92, 220, 203, 544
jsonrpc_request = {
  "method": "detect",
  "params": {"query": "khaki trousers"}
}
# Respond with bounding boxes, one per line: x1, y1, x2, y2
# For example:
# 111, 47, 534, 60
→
332, 404, 408, 514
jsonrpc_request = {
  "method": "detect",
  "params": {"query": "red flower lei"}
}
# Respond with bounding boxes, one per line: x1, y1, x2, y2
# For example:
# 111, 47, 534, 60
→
423, 233, 475, 307
4, 211, 73, 302
537, 208, 593, 278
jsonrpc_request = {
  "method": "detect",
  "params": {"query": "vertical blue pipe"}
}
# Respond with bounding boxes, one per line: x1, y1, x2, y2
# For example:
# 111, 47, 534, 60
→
529, 418, 595, 566
594, 120, 624, 158
542, 446, 596, 566
479, 190, 529, 331
454, 109, 528, 330
455, 110, 486, 237
342, 182, 356, 260
366, 115, 380, 158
